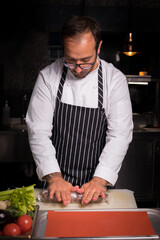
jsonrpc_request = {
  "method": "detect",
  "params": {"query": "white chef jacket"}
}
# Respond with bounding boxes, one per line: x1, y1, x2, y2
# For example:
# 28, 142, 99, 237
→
26, 57, 133, 186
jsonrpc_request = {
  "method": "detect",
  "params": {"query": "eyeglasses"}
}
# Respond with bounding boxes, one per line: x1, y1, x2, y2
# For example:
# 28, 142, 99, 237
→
63, 59, 96, 70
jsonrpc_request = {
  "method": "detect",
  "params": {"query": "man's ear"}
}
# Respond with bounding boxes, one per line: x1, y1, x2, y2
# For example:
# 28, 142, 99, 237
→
97, 40, 103, 55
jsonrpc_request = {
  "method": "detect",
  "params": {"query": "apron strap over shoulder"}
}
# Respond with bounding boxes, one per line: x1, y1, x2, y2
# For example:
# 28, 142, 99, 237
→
98, 61, 103, 108
56, 65, 68, 101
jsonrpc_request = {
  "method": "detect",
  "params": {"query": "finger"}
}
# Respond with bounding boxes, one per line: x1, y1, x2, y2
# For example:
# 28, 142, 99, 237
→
61, 191, 70, 205
100, 191, 106, 199
71, 185, 79, 192
48, 189, 55, 199
66, 190, 71, 204
82, 190, 94, 205
76, 186, 84, 194
92, 191, 99, 201
55, 190, 62, 202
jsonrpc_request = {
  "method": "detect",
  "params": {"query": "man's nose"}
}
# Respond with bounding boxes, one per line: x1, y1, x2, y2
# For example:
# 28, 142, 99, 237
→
74, 65, 82, 73
74, 62, 82, 73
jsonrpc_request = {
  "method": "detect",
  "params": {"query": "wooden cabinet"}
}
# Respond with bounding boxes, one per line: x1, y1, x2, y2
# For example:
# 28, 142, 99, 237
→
115, 132, 160, 204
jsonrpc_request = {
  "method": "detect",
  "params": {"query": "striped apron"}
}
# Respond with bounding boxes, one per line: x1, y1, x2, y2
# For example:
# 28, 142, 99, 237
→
52, 61, 108, 187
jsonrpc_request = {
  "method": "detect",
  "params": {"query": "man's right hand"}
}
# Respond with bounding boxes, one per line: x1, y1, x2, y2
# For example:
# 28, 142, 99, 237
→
43, 172, 79, 205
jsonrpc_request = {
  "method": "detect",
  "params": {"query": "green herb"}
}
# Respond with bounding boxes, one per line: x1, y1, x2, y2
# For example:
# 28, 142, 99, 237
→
0, 184, 36, 216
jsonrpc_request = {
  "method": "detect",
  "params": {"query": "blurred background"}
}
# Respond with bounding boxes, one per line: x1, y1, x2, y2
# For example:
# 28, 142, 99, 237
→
0, 0, 160, 118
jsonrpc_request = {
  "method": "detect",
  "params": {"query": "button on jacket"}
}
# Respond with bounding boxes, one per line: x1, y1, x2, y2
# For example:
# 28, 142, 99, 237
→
26, 57, 133, 186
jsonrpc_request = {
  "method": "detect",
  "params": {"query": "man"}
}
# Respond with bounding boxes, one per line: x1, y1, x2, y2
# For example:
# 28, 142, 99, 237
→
26, 15, 133, 206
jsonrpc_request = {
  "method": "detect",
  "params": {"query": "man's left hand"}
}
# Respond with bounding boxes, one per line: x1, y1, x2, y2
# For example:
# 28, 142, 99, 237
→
76, 177, 107, 205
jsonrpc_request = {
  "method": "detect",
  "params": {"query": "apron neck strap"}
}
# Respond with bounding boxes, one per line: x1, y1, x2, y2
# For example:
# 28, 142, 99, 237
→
98, 61, 103, 108
56, 65, 68, 101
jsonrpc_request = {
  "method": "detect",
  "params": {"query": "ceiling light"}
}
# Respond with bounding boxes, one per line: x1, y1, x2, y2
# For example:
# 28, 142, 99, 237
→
122, 0, 140, 57
122, 32, 139, 56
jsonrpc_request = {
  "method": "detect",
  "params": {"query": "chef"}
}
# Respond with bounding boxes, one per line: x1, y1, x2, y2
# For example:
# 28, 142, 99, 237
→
26, 15, 133, 206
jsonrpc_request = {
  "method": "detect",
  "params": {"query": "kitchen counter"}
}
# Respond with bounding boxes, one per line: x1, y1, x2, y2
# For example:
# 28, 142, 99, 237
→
0, 204, 160, 239
134, 127, 160, 133
1, 208, 160, 240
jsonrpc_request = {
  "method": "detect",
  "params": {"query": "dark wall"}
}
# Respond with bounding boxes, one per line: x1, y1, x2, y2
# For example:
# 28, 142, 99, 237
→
0, 0, 160, 118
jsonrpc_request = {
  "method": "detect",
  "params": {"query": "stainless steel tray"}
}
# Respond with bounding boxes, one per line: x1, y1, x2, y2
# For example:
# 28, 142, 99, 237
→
33, 208, 160, 239
0, 205, 39, 239
29, 205, 39, 238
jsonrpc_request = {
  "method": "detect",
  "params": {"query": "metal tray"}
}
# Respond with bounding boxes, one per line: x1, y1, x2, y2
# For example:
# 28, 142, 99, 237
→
29, 205, 39, 238
33, 208, 160, 239
0, 205, 39, 239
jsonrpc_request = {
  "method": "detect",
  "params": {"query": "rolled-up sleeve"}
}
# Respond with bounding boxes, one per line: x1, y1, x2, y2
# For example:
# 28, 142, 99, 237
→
94, 68, 133, 185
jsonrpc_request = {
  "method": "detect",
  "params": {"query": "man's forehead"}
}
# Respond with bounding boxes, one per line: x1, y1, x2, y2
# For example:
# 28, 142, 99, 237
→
64, 31, 95, 43
65, 54, 93, 61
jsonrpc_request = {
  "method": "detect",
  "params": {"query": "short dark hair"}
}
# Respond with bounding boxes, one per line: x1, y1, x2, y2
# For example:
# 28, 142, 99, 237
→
61, 15, 101, 50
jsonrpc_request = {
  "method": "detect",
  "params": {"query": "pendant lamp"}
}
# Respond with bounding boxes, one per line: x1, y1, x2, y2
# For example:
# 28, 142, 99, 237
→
122, 0, 139, 57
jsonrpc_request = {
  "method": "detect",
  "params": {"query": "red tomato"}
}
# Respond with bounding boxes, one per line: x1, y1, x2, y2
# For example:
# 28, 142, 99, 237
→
16, 215, 33, 233
2, 223, 21, 236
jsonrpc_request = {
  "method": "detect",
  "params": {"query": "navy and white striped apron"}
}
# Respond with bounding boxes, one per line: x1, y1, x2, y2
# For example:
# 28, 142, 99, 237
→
52, 61, 107, 187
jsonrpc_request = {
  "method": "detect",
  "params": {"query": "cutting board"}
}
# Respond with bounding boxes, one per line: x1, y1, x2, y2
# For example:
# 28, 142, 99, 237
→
45, 210, 155, 237
35, 189, 137, 210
